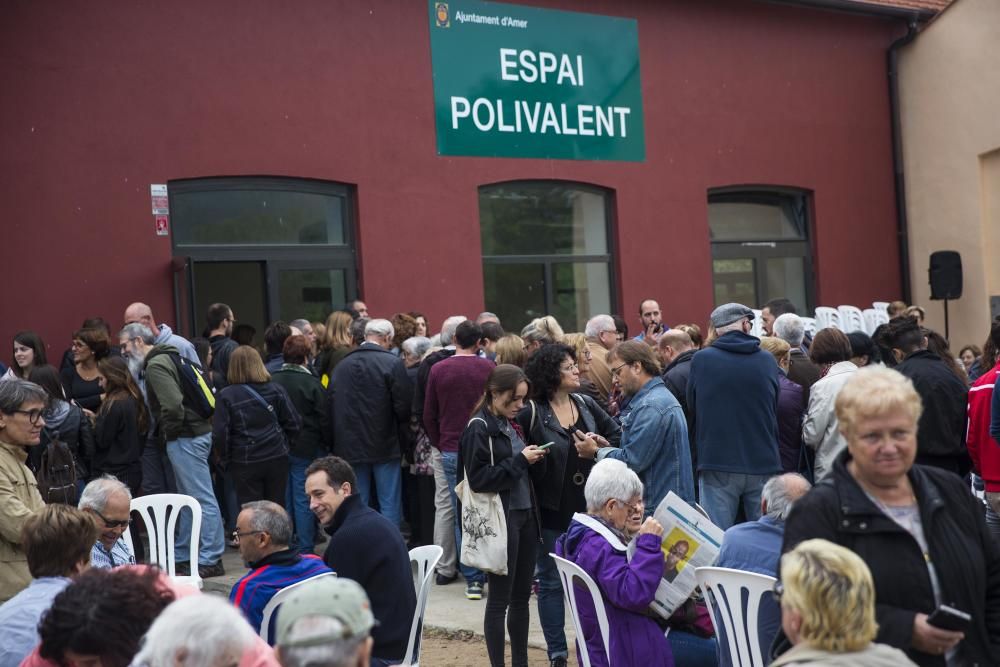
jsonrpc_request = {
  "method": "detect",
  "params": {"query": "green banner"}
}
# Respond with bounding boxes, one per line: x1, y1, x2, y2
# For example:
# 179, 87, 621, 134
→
428, 0, 645, 162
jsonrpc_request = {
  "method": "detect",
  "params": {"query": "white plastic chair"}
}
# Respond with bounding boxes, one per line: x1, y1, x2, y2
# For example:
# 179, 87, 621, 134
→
129, 493, 203, 589
837, 306, 866, 333
800, 317, 817, 339
552, 553, 611, 667
862, 308, 889, 335
259, 571, 338, 641
872, 301, 890, 314
399, 545, 444, 666
695, 566, 777, 667
750, 309, 764, 338
813, 307, 841, 331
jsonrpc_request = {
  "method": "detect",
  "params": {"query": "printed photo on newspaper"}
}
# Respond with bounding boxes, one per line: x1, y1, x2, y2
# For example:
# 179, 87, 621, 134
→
628, 491, 724, 619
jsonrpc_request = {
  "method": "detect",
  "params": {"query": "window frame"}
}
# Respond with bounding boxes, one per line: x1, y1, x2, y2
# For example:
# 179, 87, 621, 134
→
479, 180, 619, 328
707, 185, 816, 311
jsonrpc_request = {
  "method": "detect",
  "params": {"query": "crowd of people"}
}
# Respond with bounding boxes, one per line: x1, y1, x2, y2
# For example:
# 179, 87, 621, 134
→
1, 294, 999, 667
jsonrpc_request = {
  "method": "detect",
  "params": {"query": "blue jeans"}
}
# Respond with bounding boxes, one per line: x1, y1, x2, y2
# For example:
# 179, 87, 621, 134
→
354, 460, 402, 528
440, 451, 485, 585
166, 433, 225, 566
536, 527, 568, 659
668, 629, 719, 667
698, 471, 768, 530
286, 454, 315, 552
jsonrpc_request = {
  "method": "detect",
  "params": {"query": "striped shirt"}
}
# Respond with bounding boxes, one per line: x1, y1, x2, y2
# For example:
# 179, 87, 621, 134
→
89, 538, 135, 569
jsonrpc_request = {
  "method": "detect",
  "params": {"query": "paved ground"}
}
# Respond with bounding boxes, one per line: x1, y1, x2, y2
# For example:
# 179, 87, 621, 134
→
203, 543, 578, 656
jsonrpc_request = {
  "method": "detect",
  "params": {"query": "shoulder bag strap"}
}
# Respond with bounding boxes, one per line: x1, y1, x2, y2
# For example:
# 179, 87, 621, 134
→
241, 385, 280, 427
466, 416, 494, 466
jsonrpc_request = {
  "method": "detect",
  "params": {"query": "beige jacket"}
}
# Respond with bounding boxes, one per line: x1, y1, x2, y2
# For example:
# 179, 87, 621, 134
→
0, 440, 44, 602
770, 642, 918, 667
586, 338, 613, 402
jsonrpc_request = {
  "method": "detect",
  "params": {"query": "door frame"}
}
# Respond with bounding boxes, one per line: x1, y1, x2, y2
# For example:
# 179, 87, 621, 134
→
710, 241, 815, 311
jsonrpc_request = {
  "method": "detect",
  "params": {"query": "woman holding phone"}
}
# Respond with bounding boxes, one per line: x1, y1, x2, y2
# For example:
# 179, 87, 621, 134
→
518, 343, 621, 667
458, 364, 548, 667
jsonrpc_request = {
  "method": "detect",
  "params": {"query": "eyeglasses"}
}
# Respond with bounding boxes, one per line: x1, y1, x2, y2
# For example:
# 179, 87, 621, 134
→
232, 529, 265, 544
610, 362, 628, 378
560, 363, 579, 373
772, 580, 784, 602
13, 409, 45, 424
617, 499, 644, 515
93, 508, 130, 529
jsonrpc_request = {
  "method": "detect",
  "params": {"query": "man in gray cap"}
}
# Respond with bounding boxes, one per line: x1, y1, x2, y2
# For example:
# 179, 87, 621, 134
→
686, 303, 782, 530
275, 576, 376, 667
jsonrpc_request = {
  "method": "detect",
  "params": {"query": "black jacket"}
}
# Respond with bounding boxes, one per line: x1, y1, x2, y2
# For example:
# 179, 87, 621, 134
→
33, 400, 95, 479
662, 349, 695, 414
515, 394, 620, 518
896, 350, 970, 471
322, 494, 416, 662
782, 450, 1000, 667
328, 343, 412, 464
213, 381, 301, 465
271, 365, 331, 459
458, 408, 546, 527
208, 335, 238, 388
95, 396, 145, 474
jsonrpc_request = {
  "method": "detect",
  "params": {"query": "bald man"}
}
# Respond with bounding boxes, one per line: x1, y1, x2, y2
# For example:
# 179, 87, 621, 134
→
123, 302, 199, 364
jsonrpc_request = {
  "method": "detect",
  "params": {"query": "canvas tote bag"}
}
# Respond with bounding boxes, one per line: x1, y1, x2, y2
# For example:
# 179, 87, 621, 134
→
455, 417, 508, 575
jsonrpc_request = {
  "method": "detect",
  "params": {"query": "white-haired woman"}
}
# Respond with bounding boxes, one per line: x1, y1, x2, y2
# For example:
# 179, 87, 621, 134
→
783, 366, 1000, 666
772, 538, 917, 666
134, 594, 266, 667
555, 458, 673, 666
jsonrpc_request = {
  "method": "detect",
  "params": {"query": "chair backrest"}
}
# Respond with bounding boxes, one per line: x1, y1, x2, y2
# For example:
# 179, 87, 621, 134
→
695, 566, 777, 667
800, 317, 817, 339
872, 301, 890, 314
837, 306, 866, 333
399, 544, 444, 666
130, 493, 202, 589
813, 307, 841, 331
750, 309, 764, 338
259, 571, 338, 642
862, 308, 889, 335
551, 553, 611, 667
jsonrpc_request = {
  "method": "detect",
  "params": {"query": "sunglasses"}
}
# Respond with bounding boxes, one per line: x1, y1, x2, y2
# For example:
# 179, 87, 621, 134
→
93, 508, 130, 529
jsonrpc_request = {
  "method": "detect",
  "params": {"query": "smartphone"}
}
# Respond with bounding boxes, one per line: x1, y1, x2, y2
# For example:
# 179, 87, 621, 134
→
927, 604, 971, 633
536, 442, 554, 450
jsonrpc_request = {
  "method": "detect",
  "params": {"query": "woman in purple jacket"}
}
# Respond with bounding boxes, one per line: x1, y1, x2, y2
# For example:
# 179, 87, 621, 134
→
759, 337, 805, 473
556, 458, 675, 667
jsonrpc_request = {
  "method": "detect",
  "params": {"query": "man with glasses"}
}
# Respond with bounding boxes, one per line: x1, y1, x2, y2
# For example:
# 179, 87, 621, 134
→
78, 475, 136, 569
575, 341, 695, 514
118, 322, 226, 578
687, 303, 782, 530
229, 500, 331, 641
584, 314, 619, 402
206, 303, 239, 386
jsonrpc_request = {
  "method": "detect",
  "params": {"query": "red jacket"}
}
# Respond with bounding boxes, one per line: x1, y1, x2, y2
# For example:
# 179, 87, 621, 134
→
967, 363, 1000, 490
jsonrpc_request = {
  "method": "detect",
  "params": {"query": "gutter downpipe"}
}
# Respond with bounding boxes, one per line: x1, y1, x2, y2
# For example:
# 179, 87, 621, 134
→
888, 17, 920, 304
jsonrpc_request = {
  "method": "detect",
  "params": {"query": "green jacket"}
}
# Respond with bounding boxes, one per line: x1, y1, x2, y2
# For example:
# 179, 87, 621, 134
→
144, 344, 211, 443
271, 364, 331, 459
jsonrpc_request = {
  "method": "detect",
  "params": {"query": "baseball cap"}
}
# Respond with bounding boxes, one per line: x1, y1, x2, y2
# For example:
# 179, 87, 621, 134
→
710, 303, 755, 329
275, 576, 376, 648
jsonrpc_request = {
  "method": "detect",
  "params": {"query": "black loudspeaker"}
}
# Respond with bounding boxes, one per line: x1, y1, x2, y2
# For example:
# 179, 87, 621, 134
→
929, 251, 963, 300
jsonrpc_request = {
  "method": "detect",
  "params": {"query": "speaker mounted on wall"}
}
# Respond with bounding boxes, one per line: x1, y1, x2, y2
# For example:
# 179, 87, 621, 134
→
929, 250, 962, 301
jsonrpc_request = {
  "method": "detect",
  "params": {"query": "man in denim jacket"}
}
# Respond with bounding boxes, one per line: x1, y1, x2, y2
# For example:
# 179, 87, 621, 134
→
576, 340, 695, 514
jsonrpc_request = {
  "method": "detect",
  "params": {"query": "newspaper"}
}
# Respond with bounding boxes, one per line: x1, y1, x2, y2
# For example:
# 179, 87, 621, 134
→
628, 491, 725, 619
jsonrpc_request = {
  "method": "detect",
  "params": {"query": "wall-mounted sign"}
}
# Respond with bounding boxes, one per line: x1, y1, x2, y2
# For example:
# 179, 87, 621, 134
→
155, 215, 169, 237
428, 0, 645, 162
151, 184, 169, 215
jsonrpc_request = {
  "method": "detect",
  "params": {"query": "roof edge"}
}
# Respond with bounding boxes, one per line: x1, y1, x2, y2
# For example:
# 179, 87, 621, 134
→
756, 0, 936, 20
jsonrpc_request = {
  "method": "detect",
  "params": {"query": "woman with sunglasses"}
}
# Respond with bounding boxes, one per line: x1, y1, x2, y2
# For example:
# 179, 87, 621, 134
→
0, 379, 48, 602
556, 458, 674, 666
518, 342, 620, 667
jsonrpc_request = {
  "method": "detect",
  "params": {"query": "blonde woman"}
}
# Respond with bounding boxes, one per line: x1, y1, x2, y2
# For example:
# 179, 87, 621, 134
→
495, 334, 527, 368
772, 538, 917, 666
316, 310, 354, 385
759, 337, 804, 473
562, 332, 608, 412
521, 316, 564, 358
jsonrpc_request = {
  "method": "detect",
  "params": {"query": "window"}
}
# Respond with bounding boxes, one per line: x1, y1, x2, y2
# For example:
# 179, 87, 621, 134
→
479, 182, 615, 332
708, 188, 814, 312
169, 177, 357, 339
